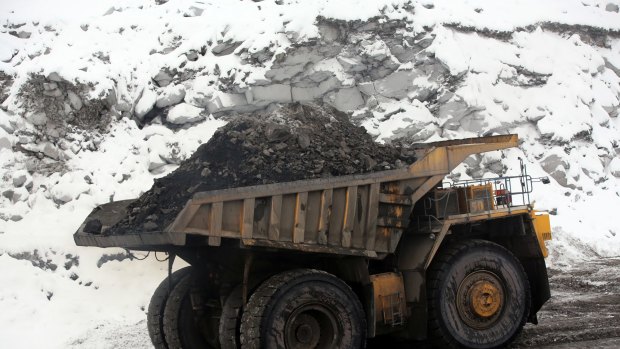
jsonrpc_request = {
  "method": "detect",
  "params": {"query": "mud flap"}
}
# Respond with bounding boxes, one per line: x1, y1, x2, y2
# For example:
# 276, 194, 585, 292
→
522, 257, 550, 323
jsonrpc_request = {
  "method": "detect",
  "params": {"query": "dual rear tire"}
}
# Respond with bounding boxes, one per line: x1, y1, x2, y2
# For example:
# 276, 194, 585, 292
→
148, 268, 366, 349
240, 269, 366, 349
147, 267, 217, 349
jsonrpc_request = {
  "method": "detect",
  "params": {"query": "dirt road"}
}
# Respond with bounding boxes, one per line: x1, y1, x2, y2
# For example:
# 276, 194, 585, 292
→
510, 257, 620, 348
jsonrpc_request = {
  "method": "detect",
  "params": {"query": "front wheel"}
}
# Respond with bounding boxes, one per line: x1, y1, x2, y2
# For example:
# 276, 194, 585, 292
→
427, 239, 531, 349
240, 269, 366, 349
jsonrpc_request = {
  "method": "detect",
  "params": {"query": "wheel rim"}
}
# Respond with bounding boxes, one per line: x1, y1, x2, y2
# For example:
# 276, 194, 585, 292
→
456, 271, 505, 330
284, 304, 340, 349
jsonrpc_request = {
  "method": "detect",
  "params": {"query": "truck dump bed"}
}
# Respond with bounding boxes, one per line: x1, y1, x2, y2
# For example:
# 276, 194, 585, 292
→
74, 134, 518, 257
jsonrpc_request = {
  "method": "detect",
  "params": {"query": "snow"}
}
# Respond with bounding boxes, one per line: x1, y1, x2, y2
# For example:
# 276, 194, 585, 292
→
166, 103, 204, 124
0, 0, 619, 347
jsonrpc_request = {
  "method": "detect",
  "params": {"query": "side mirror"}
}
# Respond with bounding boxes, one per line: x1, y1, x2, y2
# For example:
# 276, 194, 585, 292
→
541, 177, 550, 184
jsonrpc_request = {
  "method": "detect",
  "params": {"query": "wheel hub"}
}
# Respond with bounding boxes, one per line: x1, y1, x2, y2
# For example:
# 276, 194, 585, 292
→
293, 315, 320, 345
470, 280, 501, 317
285, 305, 338, 349
457, 271, 505, 329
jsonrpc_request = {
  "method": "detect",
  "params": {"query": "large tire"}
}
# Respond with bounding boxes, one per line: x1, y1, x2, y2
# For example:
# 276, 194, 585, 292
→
148, 267, 192, 349
427, 239, 531, 349
163, 273, 218, 349
219, 285, 243, 349
240, 269, 366, 349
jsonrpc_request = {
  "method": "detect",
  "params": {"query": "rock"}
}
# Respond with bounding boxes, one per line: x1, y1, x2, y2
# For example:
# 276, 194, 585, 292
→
212, 41, 241, 56
148, 152, 167, 171
11, 187, 28, 202
84, 219, 103, 234
143, 221, 159, 231
156, 85, 186, 108
329, 87, 364, 111
541, 154, 574, 188
153, 70, 173, 87
206, 92, 248, 113
47, 72, 63, 82
610, 157, 620, 177
606, 3, 619, 12
42, 89, 62, 98
336, 56, 366, 72
135, 88, 158, 120
185, 76, 218, 107
9, 30, 31, 39
266, 124, 292, 142
0, 128, 11, 150
0, 112, 15, 134
43, 82, 58, 91
12, 172, 28, 187
166, 103, 204, 124
248, 84, 292, 103
292, 77, 340, 102
28, 112, 48, 126
10, 215, 22, 222
369, 70, 418, 99
186, 50, 199, 61
51, 175, 89, 203
2, 190, 14, 199
42, 143, 60, 160
67, 91, 83, 110
297, 133, 311, 149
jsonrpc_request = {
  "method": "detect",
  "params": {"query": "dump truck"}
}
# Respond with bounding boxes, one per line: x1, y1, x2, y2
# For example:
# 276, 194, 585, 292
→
74, 134, 552, 349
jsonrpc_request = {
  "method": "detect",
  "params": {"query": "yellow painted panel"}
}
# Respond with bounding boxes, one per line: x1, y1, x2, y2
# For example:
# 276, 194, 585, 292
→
531, 211, 552, 258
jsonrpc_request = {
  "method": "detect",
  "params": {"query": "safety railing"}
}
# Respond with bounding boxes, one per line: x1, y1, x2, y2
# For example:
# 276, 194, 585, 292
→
413, 158, 549, 232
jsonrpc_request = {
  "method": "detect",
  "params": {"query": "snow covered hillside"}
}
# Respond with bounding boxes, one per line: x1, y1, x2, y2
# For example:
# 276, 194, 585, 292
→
1, 0, 619, 347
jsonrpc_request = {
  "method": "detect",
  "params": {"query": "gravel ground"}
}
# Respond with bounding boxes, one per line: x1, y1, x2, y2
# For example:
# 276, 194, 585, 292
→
510, 257, 620, 348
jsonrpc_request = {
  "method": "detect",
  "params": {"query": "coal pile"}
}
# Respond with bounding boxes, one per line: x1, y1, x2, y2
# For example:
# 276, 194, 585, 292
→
107, 103, 416, 235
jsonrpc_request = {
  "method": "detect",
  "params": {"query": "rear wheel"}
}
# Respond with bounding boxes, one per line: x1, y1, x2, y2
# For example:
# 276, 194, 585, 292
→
147, 267, 192, 349
427, 239, 531, 348
240, 269, 366, 349
163, 273, 220, 348
219, 285, 243, 349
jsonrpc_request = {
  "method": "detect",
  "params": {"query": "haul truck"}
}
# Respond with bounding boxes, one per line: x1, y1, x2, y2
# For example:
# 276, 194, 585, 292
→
74, 134, 552, 349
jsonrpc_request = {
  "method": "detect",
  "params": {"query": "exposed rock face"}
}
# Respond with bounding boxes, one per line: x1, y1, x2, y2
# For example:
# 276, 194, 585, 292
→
108, 103, 416, 234
14, 74, 114, 136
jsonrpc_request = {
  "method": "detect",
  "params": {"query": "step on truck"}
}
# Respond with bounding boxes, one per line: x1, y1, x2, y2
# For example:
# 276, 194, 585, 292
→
75, 134, 552, 349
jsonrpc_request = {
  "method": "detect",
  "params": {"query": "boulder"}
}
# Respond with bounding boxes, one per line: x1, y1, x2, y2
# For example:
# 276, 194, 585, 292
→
156, 85, 186, 108
12, 171, 28, 187
42, 143, 60, 160
541, 154, 574, 188
67, 91, 83, 110
166, 103, 204, 124
0, 128, 11, 150
606, 3, 619, 12
328, 87, 364, 111
153, 70, 173, 87
135, 88, 158, 120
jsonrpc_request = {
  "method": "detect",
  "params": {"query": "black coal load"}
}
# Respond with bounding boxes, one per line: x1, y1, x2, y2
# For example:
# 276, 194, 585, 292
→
107, 103, 416, 235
